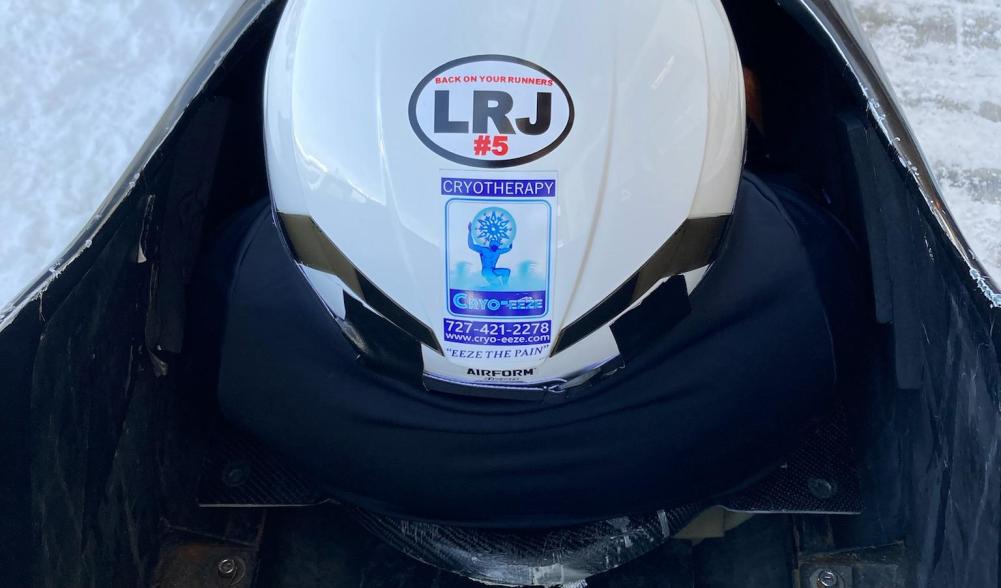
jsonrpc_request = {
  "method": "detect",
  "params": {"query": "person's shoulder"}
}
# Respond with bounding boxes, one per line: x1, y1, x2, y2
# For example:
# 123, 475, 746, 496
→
737, 170, 837, 225
736, 170, 858, 257
739, 170, 819, 204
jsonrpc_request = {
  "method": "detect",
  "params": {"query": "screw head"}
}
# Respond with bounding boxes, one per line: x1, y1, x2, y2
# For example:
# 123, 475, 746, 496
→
221, 461, 251, 488
808, 478, 837, 500
816, 569, 840, 587
217, 558, 238, 578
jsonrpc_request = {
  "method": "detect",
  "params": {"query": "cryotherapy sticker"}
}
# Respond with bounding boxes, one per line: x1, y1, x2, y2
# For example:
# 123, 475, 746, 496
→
445, 198, 551, 321
439, 170, 557, 366
409, 55, 574, 168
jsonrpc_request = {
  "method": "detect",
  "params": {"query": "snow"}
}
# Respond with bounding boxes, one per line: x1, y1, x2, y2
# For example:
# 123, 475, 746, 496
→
0, 0, 233, 307
0, 0, 998, 308
850, 0, 1001, 285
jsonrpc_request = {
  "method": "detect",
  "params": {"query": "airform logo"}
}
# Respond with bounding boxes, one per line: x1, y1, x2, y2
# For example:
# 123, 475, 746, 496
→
467, 368, 536, 378
409, 55, 574, 168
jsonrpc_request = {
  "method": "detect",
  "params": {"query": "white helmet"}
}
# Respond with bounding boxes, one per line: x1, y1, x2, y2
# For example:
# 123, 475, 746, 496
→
264, 0, 745, 395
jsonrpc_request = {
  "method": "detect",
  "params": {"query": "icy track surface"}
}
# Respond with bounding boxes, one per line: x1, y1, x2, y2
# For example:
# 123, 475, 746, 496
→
851, 0, 1001, 284
0, 0, 233, 308
0, 0, 999, 308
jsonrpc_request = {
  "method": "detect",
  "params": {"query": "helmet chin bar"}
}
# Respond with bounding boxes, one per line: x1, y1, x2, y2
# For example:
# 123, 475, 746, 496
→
422, 356, 624, 401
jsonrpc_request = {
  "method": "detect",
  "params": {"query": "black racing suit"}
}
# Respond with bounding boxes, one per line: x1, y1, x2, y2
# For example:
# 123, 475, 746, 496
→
187, 171, 863, 528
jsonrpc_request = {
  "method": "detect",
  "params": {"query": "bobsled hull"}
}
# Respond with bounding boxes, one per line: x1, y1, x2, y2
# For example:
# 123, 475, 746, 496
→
2, 1, 999, 587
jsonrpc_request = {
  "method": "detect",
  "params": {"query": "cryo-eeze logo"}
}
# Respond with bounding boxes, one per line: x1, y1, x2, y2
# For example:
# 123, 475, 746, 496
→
409, 55, 574, 168
446, 200, 551, 320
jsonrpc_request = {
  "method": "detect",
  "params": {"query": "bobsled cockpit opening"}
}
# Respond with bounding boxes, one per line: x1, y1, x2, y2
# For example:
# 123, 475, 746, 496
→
15, 0, 999, 586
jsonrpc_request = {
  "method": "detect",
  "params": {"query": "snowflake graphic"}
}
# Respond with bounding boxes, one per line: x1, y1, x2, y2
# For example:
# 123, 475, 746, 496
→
477, 210, 512, 245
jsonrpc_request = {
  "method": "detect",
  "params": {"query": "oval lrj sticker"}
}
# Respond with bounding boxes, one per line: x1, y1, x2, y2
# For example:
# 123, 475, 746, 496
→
409, 55, 574, 168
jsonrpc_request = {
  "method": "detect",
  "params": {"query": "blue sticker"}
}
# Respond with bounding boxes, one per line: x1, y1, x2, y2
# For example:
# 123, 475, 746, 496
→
445, 198, 551, 321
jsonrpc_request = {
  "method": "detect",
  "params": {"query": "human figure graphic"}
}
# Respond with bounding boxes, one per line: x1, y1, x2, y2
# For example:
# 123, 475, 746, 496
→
468, 221, 512, 286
